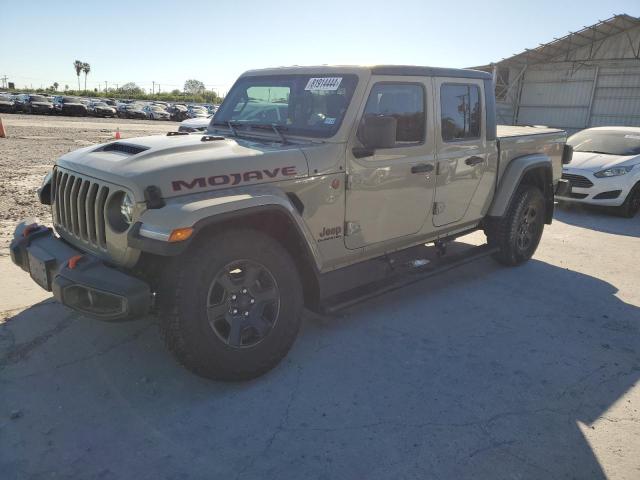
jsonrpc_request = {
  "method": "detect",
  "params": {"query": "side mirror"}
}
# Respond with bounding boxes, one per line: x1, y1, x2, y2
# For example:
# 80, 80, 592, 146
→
353, 115, 397, 159
360, 115, 397, 149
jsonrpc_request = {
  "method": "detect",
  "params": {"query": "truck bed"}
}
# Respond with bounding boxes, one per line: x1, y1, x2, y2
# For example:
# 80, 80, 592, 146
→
497, 125, 564, 138
496, 125, 566, 182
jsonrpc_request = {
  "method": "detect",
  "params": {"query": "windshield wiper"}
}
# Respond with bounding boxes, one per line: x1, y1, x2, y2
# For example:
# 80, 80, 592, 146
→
271, 124, 289, 144
226, 121, 239, 137
578, 150, 611, 155
242, 123, 290, 144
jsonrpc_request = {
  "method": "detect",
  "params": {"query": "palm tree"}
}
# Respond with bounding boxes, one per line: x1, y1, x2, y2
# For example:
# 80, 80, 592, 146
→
53, 82, 59, 91
82, 62, 91, 93
73, 60, 83, 91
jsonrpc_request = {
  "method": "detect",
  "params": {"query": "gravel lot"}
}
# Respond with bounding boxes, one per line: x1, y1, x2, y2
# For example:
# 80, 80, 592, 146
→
0, 114, 639, 480
0, 114, 175, 250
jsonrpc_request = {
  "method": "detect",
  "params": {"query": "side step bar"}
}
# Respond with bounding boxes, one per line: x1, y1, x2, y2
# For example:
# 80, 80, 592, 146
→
319, 243, 498, 314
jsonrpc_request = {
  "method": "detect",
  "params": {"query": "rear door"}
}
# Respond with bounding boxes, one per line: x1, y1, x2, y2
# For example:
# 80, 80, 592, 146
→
432, 79, 489, 227
345, 77, 437, 249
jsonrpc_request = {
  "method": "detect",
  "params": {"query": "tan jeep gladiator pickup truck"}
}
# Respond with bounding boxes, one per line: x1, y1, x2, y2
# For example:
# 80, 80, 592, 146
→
11, 65, 572, 380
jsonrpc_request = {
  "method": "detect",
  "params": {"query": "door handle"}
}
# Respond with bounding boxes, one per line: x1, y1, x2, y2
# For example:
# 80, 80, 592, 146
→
465, 156, 484, 166
411, 163, 434, 174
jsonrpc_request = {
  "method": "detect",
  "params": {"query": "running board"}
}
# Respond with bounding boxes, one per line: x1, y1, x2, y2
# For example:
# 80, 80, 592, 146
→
319, 244, 498, 315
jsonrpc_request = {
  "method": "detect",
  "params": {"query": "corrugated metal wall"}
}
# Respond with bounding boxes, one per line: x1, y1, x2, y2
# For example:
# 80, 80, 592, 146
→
495, 24, 640, 132
590, 63, 640, 127
516, 66, 596, 129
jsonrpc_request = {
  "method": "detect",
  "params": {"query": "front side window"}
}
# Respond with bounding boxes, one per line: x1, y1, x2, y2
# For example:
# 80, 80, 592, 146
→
361, 83, 425, 145
440, 84, 481, 141
214, 74, 358, 138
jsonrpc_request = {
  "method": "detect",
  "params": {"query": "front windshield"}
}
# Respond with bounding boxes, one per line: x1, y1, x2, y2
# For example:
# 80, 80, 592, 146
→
214, 74, 358, 138
568, 130, 640, 156
62, 97, 80, 103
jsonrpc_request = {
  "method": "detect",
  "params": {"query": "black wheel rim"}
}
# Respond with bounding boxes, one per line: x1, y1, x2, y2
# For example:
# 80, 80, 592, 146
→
516, 203, 540, 251
206, 260, 280, 348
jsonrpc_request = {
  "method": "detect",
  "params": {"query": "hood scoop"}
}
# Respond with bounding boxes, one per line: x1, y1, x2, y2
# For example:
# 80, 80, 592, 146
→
101, 142, 149, 155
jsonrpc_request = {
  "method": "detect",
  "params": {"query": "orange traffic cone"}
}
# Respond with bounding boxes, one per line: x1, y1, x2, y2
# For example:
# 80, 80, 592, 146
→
114, 128, 121, 140
0, 116, 6, 138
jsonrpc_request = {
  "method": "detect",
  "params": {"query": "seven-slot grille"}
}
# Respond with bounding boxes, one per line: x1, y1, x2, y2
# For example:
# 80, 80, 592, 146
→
52, 168, 110, 250
561, 173, 594, 188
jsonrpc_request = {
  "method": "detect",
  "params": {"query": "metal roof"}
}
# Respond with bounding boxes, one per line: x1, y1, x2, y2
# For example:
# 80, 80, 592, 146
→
479, 14, 640, 67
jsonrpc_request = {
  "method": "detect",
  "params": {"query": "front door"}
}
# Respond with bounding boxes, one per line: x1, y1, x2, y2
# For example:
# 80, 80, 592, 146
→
432, 78, 489, 227
345, 77, 436, 249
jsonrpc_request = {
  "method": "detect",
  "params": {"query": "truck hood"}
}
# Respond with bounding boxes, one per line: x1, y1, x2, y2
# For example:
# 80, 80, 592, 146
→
56, 134, 310, 200
567, 151, 639, 172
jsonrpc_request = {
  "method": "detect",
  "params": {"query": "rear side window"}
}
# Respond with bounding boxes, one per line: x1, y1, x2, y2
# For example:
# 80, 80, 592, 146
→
362, 83, 425, 145
440, 84, 481, 141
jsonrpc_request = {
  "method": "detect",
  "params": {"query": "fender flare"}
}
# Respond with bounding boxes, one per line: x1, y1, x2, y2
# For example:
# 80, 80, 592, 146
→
131, 187, 322, 271
488, 153, 554, 220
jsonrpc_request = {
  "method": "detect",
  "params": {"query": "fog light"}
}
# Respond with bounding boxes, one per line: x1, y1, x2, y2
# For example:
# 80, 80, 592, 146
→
63, 285, 126, 317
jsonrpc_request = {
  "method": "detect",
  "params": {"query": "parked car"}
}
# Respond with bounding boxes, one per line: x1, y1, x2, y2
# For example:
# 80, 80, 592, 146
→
13, 65, 570, 380
24, 94, 54, 114
53, 96, 88, 116
119, 103, 147, 119
557, 127, 640, 217
12, 94, 29, 112
88, 101, 117, 117
0, 94, 15, 113
186, 105, 209, 118
143, 104, 171, 120
168, 104, 189, 121
177, 115, 211, 132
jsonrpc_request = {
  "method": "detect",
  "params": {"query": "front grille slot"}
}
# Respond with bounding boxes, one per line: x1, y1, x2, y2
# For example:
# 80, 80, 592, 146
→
51, 168, 112, 250
562, 173, 594, 188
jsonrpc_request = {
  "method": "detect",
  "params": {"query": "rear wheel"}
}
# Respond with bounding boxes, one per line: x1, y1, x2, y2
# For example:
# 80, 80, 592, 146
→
485, 185, 546, 266
617, 183, 640, 218
158, 229, 303, 380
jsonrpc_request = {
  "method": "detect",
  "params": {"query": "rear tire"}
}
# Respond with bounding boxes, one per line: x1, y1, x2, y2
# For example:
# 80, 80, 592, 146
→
617, 183, 640, 218
485, 185, 546, 266
158, 229, 303, 381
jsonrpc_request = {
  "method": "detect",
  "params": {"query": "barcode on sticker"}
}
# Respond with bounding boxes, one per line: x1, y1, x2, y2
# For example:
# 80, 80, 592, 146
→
305, 77, 342, 91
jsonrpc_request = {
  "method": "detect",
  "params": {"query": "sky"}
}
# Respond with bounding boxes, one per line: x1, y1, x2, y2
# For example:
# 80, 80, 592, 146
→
1, 0, 638, 95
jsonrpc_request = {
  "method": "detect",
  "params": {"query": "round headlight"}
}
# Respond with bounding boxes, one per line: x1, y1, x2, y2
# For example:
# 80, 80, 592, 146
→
120, 193, 134, 224
107, 191, 134, 233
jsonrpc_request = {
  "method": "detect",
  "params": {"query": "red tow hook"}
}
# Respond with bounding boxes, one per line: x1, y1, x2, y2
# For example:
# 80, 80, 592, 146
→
22, 223, 40, 238
67, 255, 84, 270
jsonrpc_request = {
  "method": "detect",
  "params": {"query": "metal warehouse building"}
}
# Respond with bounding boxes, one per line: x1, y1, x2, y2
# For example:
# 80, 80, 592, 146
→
476, 14, 640, 133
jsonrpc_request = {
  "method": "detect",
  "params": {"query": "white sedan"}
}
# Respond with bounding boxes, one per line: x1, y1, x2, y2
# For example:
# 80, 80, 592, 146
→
557, 127, 640, 217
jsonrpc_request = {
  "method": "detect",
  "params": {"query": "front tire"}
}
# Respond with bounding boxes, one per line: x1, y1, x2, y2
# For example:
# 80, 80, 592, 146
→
158, 229, 303, 380
617, 183, 640, 218
485, 185, 546, 266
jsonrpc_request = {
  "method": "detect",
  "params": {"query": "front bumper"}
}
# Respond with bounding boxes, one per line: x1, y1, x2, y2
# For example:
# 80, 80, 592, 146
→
556, 168, 633, 207
10, 222, 150, 321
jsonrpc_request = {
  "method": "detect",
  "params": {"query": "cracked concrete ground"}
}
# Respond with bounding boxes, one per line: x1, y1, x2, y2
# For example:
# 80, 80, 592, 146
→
1, 115, 639, 479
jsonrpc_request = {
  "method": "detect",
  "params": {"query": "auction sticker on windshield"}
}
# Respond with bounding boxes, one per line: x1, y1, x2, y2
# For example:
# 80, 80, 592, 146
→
305, 77, 342, 91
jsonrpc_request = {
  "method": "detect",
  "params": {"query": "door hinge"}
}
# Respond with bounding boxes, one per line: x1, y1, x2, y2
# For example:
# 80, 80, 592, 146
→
345, 221, 361, 236
433, 202, 445, 215
345, 174, 354, 190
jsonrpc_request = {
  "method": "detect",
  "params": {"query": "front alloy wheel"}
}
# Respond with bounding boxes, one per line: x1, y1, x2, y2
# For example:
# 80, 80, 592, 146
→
207, 260, 280, 348
158, 228, 303, 380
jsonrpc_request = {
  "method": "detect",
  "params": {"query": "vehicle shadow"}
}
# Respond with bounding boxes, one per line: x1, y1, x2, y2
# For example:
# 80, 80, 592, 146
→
555, 202, 640, 237
1, 256, 639, 479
